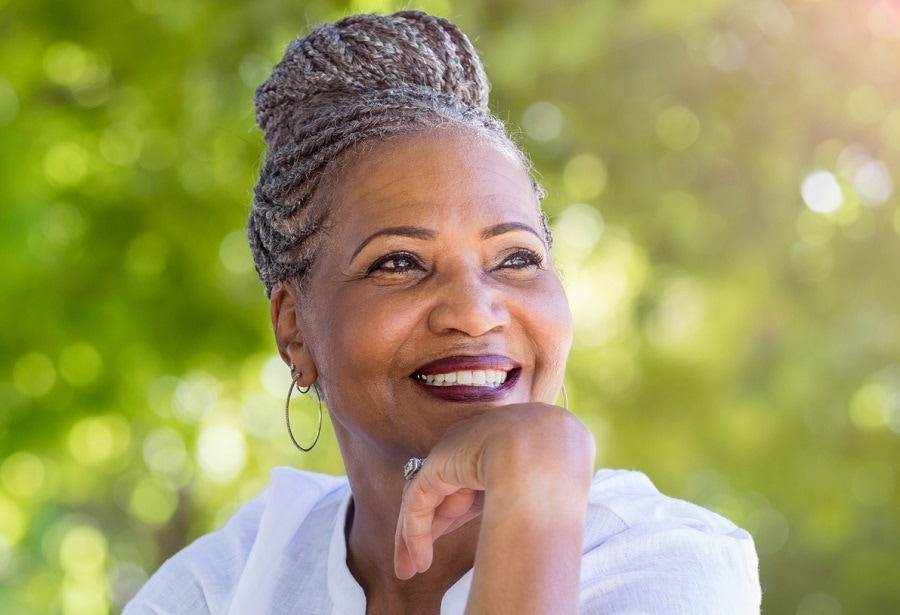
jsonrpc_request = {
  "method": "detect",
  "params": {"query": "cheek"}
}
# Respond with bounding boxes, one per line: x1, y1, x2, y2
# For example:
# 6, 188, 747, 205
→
536, 277, 574, 351
520, 277, 573, 382
318, 289, 421, 381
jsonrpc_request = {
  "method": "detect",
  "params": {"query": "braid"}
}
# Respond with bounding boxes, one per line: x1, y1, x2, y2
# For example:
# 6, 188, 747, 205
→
248, 10, 550, 297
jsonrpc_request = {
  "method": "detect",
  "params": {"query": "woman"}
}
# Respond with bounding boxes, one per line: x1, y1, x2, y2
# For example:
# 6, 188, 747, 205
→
126, 11, 760, 614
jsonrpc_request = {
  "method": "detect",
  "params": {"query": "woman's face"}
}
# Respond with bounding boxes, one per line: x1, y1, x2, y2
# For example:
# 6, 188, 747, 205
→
291, 130, 573, 461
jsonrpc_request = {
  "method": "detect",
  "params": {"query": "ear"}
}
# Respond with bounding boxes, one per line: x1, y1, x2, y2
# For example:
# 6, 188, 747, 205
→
270, 282, 317, 388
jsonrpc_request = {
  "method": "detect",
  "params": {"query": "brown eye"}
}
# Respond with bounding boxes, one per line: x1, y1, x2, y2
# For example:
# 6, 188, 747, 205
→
499, 249, 544, 270
367, 252, 423, 275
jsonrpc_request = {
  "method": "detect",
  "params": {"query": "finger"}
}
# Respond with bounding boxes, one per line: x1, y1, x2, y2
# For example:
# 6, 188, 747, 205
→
393, 520, 422, 580
394, 461, 488, 579
431, 489, 484, 537
401, 485, 440, 572
395, 483, 485, 579
394, 480, 437, 579
427, 488, 480, 537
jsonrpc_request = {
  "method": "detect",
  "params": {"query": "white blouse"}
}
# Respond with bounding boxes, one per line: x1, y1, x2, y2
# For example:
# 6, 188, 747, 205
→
124, 467, 761, 614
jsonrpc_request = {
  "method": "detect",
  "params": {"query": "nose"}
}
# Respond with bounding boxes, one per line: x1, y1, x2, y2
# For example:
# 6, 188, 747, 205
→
427, 264, 510, 337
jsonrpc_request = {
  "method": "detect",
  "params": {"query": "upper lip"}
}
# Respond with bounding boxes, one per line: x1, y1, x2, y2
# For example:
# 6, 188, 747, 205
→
411, 355, 519, 377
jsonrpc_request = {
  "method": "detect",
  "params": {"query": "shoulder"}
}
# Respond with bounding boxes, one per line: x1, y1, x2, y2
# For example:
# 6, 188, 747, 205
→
123, 468, 349, 615
585, 469, 746, 536
580, 469, 761, 614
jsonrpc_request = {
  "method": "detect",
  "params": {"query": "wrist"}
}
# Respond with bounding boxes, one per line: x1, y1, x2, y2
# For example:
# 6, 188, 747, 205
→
483, 407, 595, 494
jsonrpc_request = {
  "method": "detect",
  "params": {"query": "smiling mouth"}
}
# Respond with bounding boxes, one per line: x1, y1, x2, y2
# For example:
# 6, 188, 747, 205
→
414, 369, 510, 387
410, 356, 520, 402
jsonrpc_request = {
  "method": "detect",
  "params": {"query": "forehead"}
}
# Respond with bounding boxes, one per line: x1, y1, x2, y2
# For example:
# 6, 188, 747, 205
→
325, 130, 540, 232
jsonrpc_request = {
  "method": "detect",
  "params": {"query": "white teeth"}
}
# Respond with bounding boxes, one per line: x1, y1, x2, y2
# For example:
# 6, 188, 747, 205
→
416, 369, 510, 387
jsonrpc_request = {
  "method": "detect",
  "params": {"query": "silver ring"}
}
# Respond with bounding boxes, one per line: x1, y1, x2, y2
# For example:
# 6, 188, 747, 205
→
404, 457, 424, 480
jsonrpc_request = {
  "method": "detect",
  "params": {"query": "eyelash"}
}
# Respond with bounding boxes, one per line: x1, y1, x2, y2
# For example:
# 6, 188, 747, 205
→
366, 252, 423, 275
500, 248, 545, 270
366, 249, 545, 275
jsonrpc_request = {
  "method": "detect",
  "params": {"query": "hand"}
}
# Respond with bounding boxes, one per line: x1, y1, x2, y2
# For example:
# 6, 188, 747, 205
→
393, 403, 595, 580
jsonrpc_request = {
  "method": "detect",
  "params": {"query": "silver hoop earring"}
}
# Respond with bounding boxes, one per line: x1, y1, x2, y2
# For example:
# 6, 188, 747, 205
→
285, 370, 322, 452
561, 383, 569, 410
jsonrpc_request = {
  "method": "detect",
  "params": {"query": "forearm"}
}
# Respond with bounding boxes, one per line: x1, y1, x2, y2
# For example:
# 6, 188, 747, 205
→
465, 487, 588, 615
465, 411, 595, 614
393, 405, 595, 609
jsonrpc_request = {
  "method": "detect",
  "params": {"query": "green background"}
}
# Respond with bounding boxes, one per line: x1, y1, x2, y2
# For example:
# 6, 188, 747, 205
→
2, 0, 899, 613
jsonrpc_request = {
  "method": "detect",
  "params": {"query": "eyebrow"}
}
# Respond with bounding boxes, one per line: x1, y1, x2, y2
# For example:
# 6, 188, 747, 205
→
480, 221, 544, 242
350, 226, 437, 262
349, 221, 544, 264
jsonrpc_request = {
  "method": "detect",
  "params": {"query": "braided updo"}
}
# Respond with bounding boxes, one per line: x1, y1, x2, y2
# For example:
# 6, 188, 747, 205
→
248, 10, 549, 297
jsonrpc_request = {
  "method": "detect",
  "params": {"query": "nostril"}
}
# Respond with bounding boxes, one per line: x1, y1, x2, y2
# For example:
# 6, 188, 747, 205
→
427, 279, 510, 336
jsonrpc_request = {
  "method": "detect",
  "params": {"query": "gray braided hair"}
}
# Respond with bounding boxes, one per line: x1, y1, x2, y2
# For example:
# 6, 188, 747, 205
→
248, 10, 549, 297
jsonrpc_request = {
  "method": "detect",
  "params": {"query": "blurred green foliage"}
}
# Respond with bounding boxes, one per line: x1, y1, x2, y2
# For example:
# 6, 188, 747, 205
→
1, 0, 899, 613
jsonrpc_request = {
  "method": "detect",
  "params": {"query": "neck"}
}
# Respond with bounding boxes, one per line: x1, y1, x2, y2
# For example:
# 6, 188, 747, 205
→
342, 449, 478, 611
